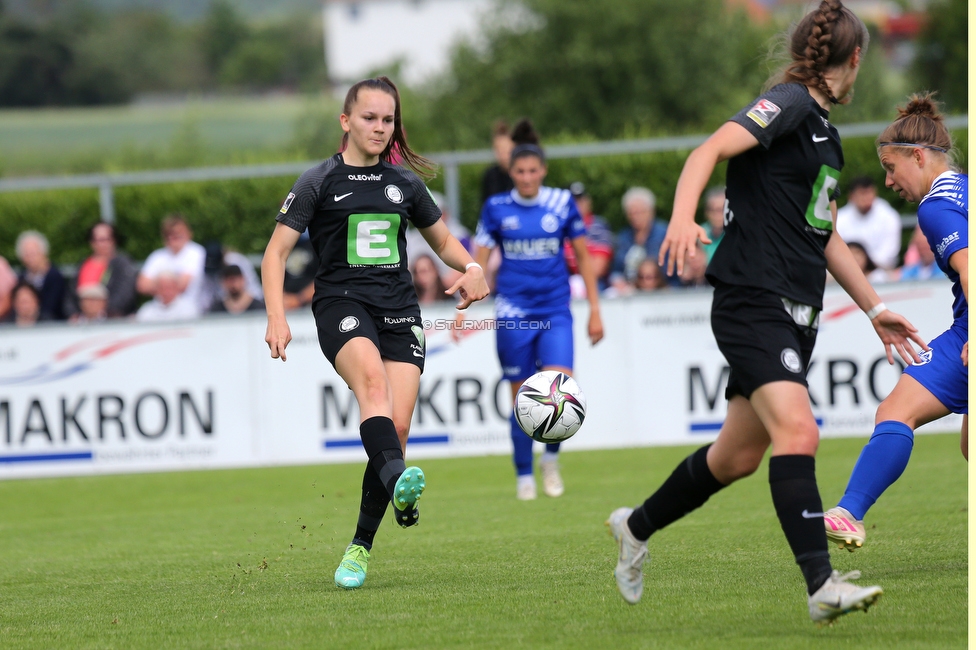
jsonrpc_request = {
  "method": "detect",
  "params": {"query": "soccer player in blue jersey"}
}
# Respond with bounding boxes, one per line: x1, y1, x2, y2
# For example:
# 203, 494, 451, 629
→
825, 94, 968, 551
467, 119, 604, 500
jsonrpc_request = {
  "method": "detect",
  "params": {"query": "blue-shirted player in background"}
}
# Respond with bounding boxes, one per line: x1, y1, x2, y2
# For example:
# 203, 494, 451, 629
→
467, 119, 604, 500
825, 93, 968, 551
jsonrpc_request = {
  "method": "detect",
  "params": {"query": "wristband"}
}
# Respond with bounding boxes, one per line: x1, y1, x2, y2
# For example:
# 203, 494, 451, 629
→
865, 302, 887, 320
465, 262, 482, 271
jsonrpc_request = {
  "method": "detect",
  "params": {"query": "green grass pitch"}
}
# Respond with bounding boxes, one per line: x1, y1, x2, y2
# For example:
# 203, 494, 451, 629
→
0, 434, 965, 649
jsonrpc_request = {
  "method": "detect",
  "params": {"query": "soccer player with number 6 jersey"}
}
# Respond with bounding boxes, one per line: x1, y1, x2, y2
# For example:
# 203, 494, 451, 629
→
605, 0, 927, 624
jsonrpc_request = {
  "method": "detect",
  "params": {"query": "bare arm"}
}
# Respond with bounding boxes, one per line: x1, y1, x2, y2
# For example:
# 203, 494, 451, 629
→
660, 121, 760, 276
570, 236, 604, 345
136, 273, 155, 296
419, 219, 489, 309
261, 224, 302, 361
825, 203, 926, 365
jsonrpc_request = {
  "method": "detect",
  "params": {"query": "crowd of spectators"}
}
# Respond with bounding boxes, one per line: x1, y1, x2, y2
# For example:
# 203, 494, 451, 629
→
0, 138, 942, 329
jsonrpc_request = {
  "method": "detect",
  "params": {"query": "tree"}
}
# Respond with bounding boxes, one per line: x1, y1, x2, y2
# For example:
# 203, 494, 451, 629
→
199, 0, 248, 79
911, 0, 967, 113
419, 0, 774, 149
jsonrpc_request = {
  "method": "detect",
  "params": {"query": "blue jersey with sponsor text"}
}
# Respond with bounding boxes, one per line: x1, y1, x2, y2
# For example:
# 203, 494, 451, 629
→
917, 171, 968, 326
475, 187, 586, 315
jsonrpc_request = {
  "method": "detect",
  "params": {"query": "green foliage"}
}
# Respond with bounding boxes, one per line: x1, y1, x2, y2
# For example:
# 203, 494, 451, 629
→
420, 0, 774, 150
0, 176, 295, 266
0, 0, 326, 107
0, 436, 965, 648
911, 0, 967, 113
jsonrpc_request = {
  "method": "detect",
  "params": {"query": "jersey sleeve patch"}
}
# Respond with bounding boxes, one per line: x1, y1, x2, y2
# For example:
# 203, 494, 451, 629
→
279, 192, 296, 214
746, 99, 782, 128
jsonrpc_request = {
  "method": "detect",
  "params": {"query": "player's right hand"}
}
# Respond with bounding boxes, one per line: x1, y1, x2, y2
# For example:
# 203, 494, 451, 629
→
659, 220, 710, 278
265, 316, 292, 362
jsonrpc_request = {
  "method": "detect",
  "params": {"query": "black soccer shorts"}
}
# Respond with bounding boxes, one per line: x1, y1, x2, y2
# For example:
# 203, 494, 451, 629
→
710, 282, 818, 400
313, 298, 426, 372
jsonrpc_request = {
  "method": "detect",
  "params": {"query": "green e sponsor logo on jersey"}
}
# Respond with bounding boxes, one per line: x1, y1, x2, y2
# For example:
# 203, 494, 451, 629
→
805, 165, 840, 231
347, 213, 401, 265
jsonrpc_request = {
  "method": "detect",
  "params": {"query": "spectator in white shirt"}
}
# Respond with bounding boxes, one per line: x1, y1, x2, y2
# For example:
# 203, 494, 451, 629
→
136, 272, 201, 322
136, 214, 207, 316
836, 176, 903, 270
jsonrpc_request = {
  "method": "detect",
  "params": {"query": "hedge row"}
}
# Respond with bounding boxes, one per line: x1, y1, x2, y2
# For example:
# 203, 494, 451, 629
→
1, 130, 966, 268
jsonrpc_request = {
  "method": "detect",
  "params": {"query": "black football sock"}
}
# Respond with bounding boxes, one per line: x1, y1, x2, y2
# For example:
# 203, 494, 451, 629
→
768, 454, 833, 595
628, 444, 725, 541
360, 416, 406, 498
352, 463, 389, 550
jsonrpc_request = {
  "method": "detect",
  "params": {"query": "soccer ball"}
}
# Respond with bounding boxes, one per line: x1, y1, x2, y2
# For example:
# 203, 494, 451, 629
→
513, 370, 587, 443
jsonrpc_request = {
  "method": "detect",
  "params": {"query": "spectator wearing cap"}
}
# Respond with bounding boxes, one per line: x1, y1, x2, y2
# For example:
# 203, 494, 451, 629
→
700, 186, 727, 263
611, 186, 668, 290
210, 264, 265, 315
67, 222, 138, 319
564, 182, 614, 292
836, 176, 902, 270
16, 230, 66, 320
72, 284, 109, 324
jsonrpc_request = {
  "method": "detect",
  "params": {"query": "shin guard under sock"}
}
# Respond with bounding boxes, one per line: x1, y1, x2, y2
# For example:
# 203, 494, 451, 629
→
628, 444, 725, 541
510, 413, 534, 476
352, 463, 389, 550
768, 454, 832, 595
360, 416, 406, 497
838, 420, 914, 520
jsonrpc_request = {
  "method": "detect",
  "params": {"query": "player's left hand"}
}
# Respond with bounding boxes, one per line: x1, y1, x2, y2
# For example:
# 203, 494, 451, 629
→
448, 265, 489, 310
588, 310, 604, 345
962, 341, 968, 367
871, 309, 928, 366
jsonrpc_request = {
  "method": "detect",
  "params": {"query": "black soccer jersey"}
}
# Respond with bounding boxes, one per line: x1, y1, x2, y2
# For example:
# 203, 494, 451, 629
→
706, 83, 843, 309
276, 154, 442, 309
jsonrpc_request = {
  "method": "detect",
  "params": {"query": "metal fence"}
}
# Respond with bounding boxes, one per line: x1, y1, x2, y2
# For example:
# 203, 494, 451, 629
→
0, 116, 967, 225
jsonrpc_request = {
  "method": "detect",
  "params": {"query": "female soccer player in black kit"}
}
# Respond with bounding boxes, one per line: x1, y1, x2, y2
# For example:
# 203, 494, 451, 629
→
605, 1, 926, 624
262, 77, 489, 590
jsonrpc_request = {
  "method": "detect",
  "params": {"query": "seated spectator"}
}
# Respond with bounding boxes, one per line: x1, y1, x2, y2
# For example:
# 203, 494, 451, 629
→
200, 242, 264, 309
3, 281, 45, 327
847, 241, 891, 284
898, 224, 939, 282
633, 258, 668, 292
16, 230, 66, 320
72, 284, 109, 324
136, 272, 201, 322
67, 222, 138, 319
136, 214, 207, 316
700, 186, 726, 262
405, 191, 471, 288
411, 254, 453, 305
836, 176, 902, 270
283, 232, 318, 311
611, 186, 667, 287
565, 182, 613, 290
0, 255, 17, 321
210, 265, 265, 315
669, 240, 709, 288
